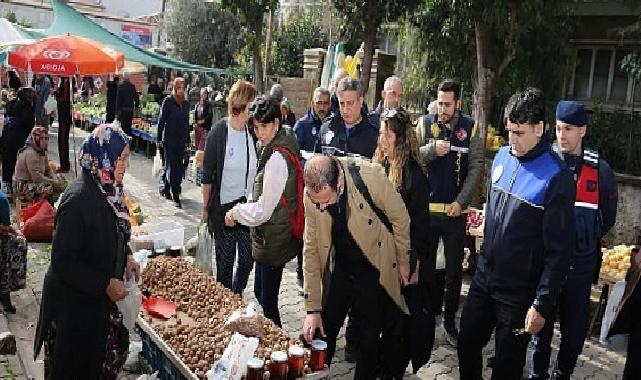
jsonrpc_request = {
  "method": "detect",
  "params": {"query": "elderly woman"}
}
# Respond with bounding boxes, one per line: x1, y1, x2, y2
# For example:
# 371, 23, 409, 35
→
13, 127, 65, 203
280, 97, 297, 127
194, 88, 213, 151
224, 96, 302, 327
34, 124, 140, 379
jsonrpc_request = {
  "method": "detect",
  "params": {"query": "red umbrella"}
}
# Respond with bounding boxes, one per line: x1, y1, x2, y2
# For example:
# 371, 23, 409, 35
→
7, 34, 124, 75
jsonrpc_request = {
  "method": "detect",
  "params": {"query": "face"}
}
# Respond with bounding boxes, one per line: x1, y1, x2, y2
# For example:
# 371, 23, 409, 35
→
280, 104, 288, 116
174, 82, 185, 97
312, 93, 331, 120
307, 185, 339, 211
378, 121, 397, 159
38, 134, 49, 151
437, 91, 459, 124
114, 145, 130, 184
507, 121, 543, 157
382, 82, 403, 110
200, 91, 208, 101
555, 122, 585, 154
254, 120, 279, 146
337, 90, 363, 125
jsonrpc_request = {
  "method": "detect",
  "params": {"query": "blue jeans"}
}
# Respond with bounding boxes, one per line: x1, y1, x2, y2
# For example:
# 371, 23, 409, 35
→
254, 263, 284, 327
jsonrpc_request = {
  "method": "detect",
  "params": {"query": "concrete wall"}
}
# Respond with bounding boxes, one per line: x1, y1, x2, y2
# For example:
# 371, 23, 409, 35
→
267, 77, 315, 122
609, 174, 641, 245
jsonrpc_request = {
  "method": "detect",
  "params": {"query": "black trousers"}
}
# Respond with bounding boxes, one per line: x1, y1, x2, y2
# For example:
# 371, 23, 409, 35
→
117, 108, 133, 136
57, 120, 71, 170
624, 283, 641, 380
214, 227, 253, 295
458, 281, 531, 380
322, 263, 404, 379
254, 262, 284, 327
163, 146, 184, 201
427, 213, 466, 317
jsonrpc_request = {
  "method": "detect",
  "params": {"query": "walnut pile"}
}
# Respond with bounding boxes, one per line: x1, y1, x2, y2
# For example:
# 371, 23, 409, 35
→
141, 257, 297, 378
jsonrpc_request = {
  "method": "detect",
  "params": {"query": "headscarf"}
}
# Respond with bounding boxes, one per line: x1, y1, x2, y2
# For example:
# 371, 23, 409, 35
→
18, 126, 48, 156
172, 77, 186, 108
79, 123, 131, 241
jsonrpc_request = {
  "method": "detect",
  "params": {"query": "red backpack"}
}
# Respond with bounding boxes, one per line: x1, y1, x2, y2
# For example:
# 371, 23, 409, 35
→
273, 146, 304, 240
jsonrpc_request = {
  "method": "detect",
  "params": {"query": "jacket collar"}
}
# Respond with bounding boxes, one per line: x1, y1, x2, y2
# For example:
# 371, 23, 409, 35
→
514, 138, 551, 162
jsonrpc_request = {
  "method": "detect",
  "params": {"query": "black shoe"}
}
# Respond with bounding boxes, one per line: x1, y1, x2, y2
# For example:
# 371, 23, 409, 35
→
344, 343, 357, 363
160, 189, 172, 200
174, 200, 182, 209
0, 293, 16, 314
443, 314, 459, 347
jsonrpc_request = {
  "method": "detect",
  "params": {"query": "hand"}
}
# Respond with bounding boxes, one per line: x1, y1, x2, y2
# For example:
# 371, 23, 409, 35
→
397, 261, 410, 287
303, 313, 325, 343
224, 210, 236, 227
409, 261, 420, 285
125, 256, 140, 282
0, 225, 16, 236
524, 307, 546, 335
435, 140, 451, 156
446, 201, 462, 217
106, 278, 129, 302
201, 207, 208, 224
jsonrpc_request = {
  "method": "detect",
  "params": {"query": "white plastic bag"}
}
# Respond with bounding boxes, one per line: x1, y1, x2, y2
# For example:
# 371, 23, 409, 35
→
206, 332, 259, 380
116, 277, 142, 332
152, 149, 163, 178
195, 224, 213, 274
600, 279, 626, 345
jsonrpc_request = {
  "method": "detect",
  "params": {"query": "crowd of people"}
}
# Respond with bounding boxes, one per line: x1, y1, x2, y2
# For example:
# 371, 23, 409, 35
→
1, 66, 639, 379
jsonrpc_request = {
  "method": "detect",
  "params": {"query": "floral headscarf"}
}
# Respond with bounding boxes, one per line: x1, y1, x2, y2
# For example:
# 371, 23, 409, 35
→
79, 123, 131, 241
19, 126, 48, 156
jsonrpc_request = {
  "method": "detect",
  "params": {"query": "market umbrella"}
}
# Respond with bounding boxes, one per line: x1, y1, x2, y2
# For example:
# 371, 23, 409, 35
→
7, 34, 125, 174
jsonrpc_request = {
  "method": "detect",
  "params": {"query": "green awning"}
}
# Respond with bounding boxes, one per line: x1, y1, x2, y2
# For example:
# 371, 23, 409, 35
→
43, 0, 223, 73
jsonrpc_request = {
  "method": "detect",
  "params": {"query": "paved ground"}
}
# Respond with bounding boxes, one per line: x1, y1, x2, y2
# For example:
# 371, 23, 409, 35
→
0, 122, 628, 379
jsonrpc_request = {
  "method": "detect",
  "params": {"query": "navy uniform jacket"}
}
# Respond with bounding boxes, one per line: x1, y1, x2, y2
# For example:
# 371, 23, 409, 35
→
368, 101, 384, 130
293, 108, 324, 152
318, 114, 378, 159
157, 95, 190, 150
475, 140, 576, 318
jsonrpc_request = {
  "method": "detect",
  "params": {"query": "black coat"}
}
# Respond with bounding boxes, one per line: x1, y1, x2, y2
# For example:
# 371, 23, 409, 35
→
34, 171, 129, 378
106, 80, 119, 121
116, 79, 139, 112
4, 90, 35, 149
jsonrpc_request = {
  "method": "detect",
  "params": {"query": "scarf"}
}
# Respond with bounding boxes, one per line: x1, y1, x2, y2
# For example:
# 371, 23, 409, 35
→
79, 123, 132, 241
18, 126, 48, 156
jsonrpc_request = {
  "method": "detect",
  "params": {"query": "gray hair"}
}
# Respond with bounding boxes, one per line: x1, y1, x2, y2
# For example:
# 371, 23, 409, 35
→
384, 76, 402, 91
336, 77, 363, 97
313, 86, 330, 99
304, 156, 340, 193
270, 84, 284, 103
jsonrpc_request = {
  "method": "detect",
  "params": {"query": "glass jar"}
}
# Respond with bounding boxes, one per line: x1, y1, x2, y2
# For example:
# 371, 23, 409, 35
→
269, 351, 288, 380
246, 357, 264, 380
309, 340, 327, 372
287, 345, 305, 379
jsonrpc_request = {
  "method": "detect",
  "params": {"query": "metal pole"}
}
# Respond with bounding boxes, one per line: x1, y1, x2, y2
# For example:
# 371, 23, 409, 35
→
70, 73, 78, 176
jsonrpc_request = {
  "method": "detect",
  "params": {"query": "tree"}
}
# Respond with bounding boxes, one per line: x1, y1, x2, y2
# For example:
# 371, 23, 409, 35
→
270, 11, 328, 77
222, 0, 279, 92
332, 0, 420, 95
402, 0, 574, 135
165, 0, 245, 68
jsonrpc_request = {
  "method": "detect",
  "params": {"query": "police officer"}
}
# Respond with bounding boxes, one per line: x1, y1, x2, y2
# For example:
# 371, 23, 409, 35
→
293, 87, 331, 152
319, 77, 378, 159
457, 88, 575, 379
415, 79, 483, 345
528, 100, 618, 380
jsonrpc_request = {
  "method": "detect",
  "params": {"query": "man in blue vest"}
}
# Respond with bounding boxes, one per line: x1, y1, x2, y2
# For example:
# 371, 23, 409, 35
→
458, 88, 575, 379
415, 79, 483, 346
528, 100, 618, 380
294, 87, 331, 153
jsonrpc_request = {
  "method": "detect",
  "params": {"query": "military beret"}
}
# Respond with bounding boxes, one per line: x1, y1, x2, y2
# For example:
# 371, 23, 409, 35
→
556, 100, 587, 126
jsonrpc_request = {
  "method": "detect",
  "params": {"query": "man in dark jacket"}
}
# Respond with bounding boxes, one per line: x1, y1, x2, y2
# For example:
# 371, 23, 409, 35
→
528, 101, 619, 380
293, 86, 331, 152
116, 73, 139, 136
458, 88, 576, 379
157, 78, 189, 208
105, 76, 119, 123
318, 77, 378, 159
369, 75, 403, 130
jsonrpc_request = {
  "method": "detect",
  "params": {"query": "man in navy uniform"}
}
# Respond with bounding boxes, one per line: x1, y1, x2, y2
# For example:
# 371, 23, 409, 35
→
415, 79, 483, 345
294, 87, 331, 152
528, 100, 618, 380
458, 88, 576, 379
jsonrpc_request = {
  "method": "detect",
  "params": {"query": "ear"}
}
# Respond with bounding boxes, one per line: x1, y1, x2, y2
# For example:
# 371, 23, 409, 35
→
381, 89, 385, 99
579, 125, 587, 138
535, 122, 545, 137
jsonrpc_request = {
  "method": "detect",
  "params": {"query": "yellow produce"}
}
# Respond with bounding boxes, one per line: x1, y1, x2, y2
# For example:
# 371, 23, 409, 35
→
601, 245, 634, 281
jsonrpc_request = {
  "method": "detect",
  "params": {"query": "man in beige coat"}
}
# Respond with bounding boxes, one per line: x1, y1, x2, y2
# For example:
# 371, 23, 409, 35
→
301, 155, 411, 378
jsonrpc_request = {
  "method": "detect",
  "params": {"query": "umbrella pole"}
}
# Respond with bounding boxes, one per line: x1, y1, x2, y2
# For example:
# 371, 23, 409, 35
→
70, 74, 78, 177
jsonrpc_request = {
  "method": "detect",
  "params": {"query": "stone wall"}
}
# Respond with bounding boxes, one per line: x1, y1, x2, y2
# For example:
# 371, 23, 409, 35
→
609, 174, 641, 245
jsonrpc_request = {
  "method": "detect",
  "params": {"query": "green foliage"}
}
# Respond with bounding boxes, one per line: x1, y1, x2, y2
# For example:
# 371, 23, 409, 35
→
4, 11, 32, 28
621, 52, 641, 82
270, 12, 328, 77
166, 0, 245, 68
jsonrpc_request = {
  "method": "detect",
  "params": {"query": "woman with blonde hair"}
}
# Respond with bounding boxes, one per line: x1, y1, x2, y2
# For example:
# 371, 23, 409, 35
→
201, 80, 258, 295
373, 108, 434, 377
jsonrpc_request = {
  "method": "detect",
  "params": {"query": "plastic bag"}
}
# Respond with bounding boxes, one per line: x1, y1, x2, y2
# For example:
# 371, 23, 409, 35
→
206, 332, 259, 380
195, 224, 213, 274
116, 277, 142, 332
223, 303, 264, 338
22, 200, 55, 242
436, 238, 446, 270
152, 149, 163, 179
600, 279, 626, 345
20, 199, 48, 223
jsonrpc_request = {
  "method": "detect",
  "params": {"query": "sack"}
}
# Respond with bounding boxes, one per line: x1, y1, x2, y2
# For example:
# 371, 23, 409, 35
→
207, 332, 259, 380
223, 303, 264, 338
152, 149, 163, 179
195, 224, 213, 274
116, 277, 142, 332
600, 279, 626, 345
22, 201, 55, 242
20, 199, 48, 223
273, 147, 304, 240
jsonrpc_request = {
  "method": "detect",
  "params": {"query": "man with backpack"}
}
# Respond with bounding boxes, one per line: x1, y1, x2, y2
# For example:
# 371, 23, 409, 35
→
301, 154, 411, 378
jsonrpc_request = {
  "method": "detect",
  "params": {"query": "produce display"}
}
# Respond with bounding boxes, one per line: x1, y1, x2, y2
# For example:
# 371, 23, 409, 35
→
140, 94, 161, 117
140, 257, 300, 379
600, 244, 634, 281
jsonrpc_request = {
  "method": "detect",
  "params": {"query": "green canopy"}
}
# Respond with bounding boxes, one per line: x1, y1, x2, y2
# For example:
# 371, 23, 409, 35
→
43, 0, 223, 73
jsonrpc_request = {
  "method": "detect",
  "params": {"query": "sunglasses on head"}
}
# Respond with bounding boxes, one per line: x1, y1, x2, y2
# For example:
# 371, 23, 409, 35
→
249, 97, 269, 113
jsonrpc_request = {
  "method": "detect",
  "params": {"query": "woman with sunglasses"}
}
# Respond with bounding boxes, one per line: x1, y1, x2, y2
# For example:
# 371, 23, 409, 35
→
373, 108, 435, 377
224, 96, 302, 327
